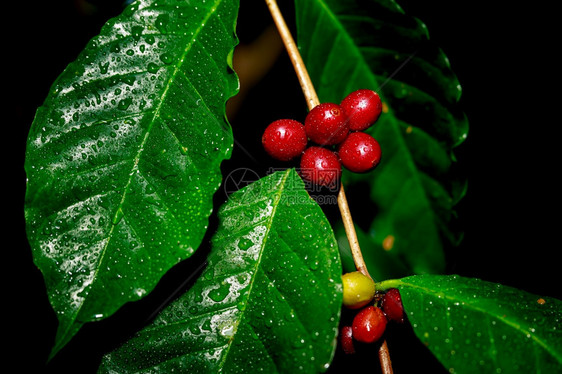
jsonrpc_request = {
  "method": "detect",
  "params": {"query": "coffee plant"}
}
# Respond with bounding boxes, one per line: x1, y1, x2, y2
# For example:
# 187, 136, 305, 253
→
20, 0, 560, 373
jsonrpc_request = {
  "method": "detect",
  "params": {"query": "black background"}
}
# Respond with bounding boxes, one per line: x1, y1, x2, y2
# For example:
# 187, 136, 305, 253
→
7, 0, 559, 372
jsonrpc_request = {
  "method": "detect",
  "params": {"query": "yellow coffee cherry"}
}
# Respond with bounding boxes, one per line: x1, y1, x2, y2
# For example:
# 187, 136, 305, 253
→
342, 271, 375, 309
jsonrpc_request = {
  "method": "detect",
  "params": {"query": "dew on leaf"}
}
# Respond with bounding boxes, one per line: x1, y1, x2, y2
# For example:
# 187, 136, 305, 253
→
208, 282, 231, 303
238, 238, 253, 251
144, 34, 156, 45
99, 61, 110, 74
130, 25, 143, 41
118, 98, 133, 111
293, 337, 306, 348
160, 52, 173, 65
155, 14, 170, 34
147, 62, 160, 74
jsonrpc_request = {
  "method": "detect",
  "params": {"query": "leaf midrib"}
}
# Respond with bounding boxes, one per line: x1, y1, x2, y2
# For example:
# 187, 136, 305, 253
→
59, 0, 225, 347
216, 169, 291, 373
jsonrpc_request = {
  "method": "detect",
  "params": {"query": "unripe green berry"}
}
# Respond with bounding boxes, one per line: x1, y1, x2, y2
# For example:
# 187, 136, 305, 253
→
342, 271, 376, 309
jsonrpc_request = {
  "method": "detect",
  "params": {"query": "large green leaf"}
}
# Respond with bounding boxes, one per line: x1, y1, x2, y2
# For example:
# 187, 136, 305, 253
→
378, 275, 562, 373
295, 0, 468, 277
24, 0, 239, 357
99, 169, 342, 373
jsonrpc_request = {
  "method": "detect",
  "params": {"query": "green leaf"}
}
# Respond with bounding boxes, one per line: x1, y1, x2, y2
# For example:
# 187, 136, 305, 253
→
295, 0, 468, 277
378, 275, 562, 373
99, 169, 342, 373
24, 0, 239, 357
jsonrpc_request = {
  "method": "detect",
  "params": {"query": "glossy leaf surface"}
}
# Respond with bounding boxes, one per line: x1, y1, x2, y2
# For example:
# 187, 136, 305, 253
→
379, 275, 562, 373
99, 169, 342, 373
295, 0, 468, 277
24, 0, 239, 357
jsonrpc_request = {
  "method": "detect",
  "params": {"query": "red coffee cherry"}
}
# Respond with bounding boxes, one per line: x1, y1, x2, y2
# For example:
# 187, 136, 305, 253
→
352, 306, 387, 344
340, 89, 382, 131
382, 288, 405, 323
262, 119, 308, 161
299, 146, 341, 188
338, 132, 382, 173
340, 326, 356, 354
304, 103, 350, 146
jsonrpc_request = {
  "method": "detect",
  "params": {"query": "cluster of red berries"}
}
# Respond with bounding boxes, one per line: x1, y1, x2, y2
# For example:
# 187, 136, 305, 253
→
340, 272, 404, 354
262, 89, 383, 188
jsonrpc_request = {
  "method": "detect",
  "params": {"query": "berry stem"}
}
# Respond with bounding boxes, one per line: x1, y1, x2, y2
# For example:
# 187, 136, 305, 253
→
337, 187, 370, 277
264, 0, 370, 280
379, 341, 394, 374
375, 279, 403, 292
265, 1, 393, 373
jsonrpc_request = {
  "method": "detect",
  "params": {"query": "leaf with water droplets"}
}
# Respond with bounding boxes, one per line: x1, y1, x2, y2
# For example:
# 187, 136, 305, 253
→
99, 169, 343, 373
379, 275, 562, 373
295, 0, 468, 278
24, 0, 239, 358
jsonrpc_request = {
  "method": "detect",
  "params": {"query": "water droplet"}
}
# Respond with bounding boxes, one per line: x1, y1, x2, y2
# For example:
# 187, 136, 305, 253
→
131, 25, 143, 42
238, 238, 253, 251
293, 337, 306, 348
147, 62, 160, 74
99, 61, 110, 74
310, 260, 319, 271
208, 283, 231, 302
285, 311, 295, 322
155, 14, 170, 34
220, 323, 235, 339
118, 98, 133, 111
143, 34, 155, 46
201, 318, 212, 332
160, 52, 173, 65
